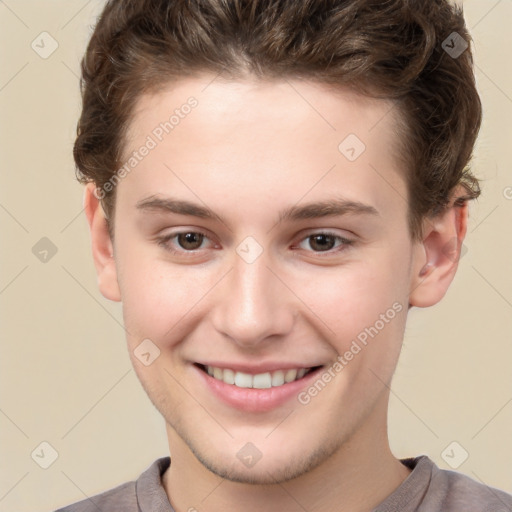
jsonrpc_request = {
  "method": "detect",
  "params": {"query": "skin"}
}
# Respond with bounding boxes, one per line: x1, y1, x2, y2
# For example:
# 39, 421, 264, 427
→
84, 75, 468, 512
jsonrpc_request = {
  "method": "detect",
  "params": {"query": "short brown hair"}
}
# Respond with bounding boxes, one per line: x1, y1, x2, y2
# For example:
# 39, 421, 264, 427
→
74, 0, 482, 241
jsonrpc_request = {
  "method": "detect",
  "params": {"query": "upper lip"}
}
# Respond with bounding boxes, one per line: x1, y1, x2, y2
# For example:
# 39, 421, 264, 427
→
194, 361, 325, 374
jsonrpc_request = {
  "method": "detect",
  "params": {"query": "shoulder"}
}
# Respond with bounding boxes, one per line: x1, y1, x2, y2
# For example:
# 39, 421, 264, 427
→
54, 481, 136, 512
377, 456, 512, 511
429, 461, 512, 511
53, 457, 171, 512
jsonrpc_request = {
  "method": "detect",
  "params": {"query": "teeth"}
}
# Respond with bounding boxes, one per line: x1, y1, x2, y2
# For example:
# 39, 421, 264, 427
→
284, 369, 298, 383
234, 372, 252, 388
253, 373, 272, 389
271, 370, 285, 387
204, 365, 311, 388
223, 368, 235, 385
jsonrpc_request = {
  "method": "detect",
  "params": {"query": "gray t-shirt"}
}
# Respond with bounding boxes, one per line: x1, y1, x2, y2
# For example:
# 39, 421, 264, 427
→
54, 455, 512, 511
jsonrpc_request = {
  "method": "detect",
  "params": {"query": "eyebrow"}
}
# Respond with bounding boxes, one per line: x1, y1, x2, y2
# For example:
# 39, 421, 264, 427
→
135, 195, 380, 225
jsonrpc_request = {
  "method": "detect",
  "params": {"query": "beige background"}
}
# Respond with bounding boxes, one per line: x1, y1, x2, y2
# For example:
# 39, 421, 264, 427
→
0, 1, 511, 511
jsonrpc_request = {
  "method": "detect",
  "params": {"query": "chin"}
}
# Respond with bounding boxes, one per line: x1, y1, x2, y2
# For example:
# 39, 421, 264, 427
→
185, 431, 344, 485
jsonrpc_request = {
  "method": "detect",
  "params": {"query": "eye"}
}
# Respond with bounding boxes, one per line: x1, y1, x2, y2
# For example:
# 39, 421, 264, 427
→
296, 231, 354, 254
156, 230, 214, 254
156, 229, 354, 257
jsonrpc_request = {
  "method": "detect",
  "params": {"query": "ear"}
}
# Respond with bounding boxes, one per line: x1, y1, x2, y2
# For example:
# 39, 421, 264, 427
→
409, 186, 469, 308
83, 183, 121, 302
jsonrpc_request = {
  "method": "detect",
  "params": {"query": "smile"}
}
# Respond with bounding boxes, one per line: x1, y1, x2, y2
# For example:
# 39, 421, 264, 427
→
193, 362, 326, 412
198, 364, 319, 389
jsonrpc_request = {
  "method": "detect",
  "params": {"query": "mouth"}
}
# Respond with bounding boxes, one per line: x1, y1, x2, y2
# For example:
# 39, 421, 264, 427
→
194, 363, 324, 389
193, 361, 328, 413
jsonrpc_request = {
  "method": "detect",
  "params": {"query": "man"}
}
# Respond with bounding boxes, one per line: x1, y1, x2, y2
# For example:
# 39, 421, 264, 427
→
57, 0, 512, 510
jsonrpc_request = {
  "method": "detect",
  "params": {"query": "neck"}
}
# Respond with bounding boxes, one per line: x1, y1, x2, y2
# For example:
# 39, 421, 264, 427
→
162, 398, 411, 512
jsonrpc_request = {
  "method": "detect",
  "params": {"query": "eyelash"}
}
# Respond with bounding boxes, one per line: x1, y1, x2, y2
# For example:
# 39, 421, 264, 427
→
156, 230, 354, 257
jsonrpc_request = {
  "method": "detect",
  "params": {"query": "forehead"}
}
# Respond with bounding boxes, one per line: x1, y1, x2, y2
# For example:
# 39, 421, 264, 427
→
119, 76, 406, 224
126, 76, 399, 150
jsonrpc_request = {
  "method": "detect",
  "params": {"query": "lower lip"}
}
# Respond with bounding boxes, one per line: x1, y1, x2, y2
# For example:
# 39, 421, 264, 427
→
193, 364, 325, 413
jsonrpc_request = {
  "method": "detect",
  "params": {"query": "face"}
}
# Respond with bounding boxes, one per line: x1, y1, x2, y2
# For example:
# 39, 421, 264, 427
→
91, 76, 428, 484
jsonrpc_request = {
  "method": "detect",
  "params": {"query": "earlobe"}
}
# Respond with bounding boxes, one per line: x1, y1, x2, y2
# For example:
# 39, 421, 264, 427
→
83, 183, 121, 302
409, 192, 469, 308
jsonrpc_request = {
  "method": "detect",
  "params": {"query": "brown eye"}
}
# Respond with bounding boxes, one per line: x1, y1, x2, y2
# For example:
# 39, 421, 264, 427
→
157, 230, 211, 254
176, 232, 204, 250
297, 231, 354, 255
308, 234, 337, 252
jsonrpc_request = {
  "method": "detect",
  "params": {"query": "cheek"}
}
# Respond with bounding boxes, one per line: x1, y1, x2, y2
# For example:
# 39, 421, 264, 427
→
295, 257, 410, 415
116, 249, 216, 347
300, 249, 410, 359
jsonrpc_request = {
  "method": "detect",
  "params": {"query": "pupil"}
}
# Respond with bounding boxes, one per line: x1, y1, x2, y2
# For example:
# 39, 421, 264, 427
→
311, 234, 334, 252
179, 232, 203, 250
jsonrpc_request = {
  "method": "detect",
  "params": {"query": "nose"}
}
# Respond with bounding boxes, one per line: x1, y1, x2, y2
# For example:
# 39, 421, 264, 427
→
211, 249, 295, 349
